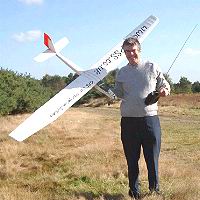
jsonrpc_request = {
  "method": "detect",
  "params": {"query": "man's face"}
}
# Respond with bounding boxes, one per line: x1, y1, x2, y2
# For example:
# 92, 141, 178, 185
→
123, 44, 140, 65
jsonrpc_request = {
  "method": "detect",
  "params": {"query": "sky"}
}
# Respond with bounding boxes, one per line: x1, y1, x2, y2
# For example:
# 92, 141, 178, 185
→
1, 0, 200, 83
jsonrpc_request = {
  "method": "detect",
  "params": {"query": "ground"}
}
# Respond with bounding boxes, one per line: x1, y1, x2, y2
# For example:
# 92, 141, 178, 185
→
0, 94, 200, 200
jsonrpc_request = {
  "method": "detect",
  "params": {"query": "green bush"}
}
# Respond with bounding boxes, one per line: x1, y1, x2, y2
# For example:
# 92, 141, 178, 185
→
0, 67, 199, 116
0, 68, 52, 115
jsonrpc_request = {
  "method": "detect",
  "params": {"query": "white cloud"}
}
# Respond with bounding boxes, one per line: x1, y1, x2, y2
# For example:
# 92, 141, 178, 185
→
184, 48, 200, 56
13, 30, 42, 42
18, 0, 43, 5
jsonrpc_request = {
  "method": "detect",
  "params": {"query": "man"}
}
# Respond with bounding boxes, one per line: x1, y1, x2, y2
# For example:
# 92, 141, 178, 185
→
114, 37, 170, 199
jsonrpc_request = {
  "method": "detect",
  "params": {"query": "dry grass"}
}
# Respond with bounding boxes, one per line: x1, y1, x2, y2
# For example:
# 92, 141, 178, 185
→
0, 94, 200, 200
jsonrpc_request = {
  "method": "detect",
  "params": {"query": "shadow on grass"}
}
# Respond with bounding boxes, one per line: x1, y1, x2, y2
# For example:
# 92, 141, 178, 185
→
74, 191, 124, 200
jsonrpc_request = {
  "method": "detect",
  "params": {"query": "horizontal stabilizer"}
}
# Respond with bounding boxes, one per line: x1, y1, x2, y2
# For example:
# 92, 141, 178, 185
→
34, 34, 69, 63
54, 37, 69, 52
34, 49, 56, 62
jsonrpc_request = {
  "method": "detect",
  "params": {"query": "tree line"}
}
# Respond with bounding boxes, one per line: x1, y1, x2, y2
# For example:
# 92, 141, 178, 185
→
0, 67, 199, 115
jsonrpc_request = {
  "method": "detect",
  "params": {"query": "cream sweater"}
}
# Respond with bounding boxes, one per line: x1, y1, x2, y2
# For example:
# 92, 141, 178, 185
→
114, 61, 170, 117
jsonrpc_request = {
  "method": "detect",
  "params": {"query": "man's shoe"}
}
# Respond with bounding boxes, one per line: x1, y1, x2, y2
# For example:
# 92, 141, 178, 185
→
128, 189, 140, 199
149, 189, 160, 195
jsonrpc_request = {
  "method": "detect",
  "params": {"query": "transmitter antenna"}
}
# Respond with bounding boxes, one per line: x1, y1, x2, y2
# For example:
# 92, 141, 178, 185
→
166, 24, 198, 75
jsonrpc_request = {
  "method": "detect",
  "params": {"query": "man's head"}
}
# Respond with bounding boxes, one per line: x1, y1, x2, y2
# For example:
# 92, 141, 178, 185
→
122, 37, 141, 65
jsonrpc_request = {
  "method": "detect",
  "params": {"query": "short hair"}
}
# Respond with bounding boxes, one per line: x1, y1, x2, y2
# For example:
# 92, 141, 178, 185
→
122, 37, 141, 52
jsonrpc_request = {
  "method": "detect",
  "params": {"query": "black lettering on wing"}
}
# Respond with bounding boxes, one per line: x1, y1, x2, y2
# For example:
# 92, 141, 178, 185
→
95, 65, 104, 75
132, 25, 148, 38
111, 49, 123, 59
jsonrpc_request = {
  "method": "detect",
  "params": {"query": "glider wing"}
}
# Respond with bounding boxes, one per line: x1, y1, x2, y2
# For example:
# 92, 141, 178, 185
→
9, 67, 106, 142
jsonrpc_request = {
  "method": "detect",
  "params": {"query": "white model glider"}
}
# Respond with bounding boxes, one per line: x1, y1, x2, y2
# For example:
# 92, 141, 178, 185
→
9, 15, 159, 142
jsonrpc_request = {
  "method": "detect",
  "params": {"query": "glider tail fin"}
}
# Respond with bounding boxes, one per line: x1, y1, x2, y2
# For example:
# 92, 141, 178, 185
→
44, 33, 56, 52
34, 33, 69, 62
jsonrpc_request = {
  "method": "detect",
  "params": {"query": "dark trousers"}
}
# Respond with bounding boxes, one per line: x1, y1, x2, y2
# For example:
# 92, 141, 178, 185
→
121, 116, 161, 195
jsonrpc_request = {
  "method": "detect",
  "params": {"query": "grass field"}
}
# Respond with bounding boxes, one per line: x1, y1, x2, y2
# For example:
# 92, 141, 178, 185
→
0, 94, 200, 200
